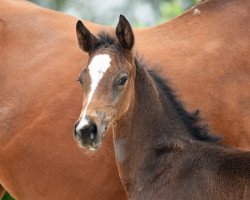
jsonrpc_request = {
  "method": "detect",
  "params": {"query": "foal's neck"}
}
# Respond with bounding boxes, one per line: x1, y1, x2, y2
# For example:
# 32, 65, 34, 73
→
113, 61, 192, 196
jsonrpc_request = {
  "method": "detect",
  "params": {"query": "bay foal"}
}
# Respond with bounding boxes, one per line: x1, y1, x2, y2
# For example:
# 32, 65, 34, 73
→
74, 15, 250, 200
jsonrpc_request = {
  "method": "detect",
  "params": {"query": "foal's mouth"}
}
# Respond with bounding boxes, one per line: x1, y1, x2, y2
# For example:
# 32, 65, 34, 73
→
76, 135, 103, 151
77, 140, 101, 151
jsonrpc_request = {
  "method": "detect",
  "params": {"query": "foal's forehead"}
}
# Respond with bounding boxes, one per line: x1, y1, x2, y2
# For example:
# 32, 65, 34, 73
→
87, 54, 112, 81
88, 54, 111, 71
86, 47, 132, 77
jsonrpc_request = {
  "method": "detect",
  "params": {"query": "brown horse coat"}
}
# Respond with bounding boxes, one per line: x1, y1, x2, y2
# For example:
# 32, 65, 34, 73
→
0, 0, 249, 199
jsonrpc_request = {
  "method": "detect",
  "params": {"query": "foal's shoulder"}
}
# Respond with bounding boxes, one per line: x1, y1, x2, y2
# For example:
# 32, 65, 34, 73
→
194, 142, 250, 175
219, 150, 250, 174
206, 145, 250, 181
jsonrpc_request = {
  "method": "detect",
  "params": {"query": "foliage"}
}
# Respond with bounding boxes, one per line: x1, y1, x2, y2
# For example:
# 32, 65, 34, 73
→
28, 0, 200, 27
159, 0, 200, 24
31, 0, 66, 10
2, 193, 14, 200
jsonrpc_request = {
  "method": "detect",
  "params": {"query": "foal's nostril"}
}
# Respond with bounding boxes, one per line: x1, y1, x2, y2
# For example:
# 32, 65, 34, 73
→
75, 122, 98, 142
89, 123, 97, 139
89, 124, 97, 134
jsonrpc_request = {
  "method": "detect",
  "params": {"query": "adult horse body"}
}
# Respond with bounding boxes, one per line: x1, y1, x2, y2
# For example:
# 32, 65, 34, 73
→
75, 15, 250, 200
0, 0, 249, 199
137, 0, 250, 150
0, 1, 125, 199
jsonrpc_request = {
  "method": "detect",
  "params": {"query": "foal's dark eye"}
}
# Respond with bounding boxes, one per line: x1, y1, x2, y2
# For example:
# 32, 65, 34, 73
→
77, 77, 83, 85
117, 76, 128, 86
77, 70, 85, 85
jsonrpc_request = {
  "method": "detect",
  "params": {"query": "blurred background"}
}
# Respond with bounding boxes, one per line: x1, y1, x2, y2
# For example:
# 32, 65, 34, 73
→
31, 0, 199, 27
2, 0, 199, 199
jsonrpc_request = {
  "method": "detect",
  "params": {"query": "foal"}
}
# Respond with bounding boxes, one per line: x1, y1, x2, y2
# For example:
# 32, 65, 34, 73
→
74, 15, 250, 200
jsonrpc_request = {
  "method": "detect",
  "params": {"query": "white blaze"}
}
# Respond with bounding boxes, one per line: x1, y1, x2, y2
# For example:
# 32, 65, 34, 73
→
76, 54, 111, 132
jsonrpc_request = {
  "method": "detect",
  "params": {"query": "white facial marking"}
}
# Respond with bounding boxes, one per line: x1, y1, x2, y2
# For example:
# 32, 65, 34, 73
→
76, 54, 111, 132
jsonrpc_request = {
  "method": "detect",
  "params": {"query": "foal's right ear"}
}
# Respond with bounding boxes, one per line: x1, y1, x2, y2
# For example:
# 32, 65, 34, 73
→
116, 15, 134, 50
76, 20, 97, 53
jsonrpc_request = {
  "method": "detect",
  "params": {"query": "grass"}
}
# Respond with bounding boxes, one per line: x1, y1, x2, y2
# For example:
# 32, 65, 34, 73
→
2, 193, 14, 200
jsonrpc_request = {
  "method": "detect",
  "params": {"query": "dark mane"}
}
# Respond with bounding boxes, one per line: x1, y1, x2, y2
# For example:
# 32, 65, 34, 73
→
91, 31, 120, 52
93, 32, 219, 142
148, 68, 220, 142
97, 31, 117, 46
134, 58, 220, 142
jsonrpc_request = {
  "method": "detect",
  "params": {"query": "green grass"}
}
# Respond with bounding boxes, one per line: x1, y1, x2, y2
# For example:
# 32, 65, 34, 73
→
2, 192, 14, 200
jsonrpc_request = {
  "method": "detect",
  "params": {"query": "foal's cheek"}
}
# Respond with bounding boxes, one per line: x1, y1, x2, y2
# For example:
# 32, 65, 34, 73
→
111, 84, 127, 103
117, 83, 133, 118
112, 88, 120, 100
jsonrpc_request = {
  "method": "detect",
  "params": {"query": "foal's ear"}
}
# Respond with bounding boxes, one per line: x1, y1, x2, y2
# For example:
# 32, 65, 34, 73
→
76, 20, 97, 53
116, 15, 134, 50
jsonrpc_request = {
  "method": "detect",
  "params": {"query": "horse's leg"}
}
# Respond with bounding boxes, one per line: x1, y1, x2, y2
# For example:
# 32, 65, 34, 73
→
0, 185, 6, 199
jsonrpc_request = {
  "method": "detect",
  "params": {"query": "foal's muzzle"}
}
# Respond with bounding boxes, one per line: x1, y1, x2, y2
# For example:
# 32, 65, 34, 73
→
74, 121, 98, 149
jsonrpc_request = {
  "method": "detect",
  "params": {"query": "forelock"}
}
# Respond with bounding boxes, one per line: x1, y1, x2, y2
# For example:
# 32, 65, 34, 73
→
89, 31, 132, 59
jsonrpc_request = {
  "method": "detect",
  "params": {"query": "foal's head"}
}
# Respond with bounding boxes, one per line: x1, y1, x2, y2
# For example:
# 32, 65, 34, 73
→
74, 15, 136, 150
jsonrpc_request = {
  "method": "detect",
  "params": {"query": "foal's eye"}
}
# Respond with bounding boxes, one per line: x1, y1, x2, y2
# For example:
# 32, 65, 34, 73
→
77, 77, 83, 85
117, 76, 128, 86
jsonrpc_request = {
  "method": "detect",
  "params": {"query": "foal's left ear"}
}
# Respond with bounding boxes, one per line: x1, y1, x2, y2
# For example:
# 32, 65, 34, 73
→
116, 15, 134, 50
76, 20, 97, 53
